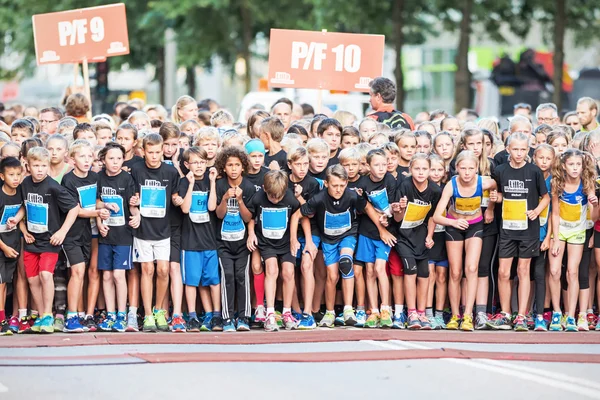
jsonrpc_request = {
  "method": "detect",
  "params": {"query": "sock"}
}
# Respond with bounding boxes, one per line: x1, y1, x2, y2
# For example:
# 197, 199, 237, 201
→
543, 307, 552, 314
283, 307, 291, 315
18, 309, 27, 319
334, 304, 343, 315
55, 313, 64, 320
213, 311, 221, 318
588, 309, 594, 315
43, 313, 52, 318
357, 305, 365, 311
189, 311, 197, 320
475, 305, 486, 315
0, 310, 5, 321
343, 305, 352, 312
372, 308, 379, 314
326, 309, 335, 315
129, 306, 138, 315
254, 272, 265, 305
425, 308, 433, 318
117, 311, 126, 318
78, 312, 85, 319
31, 310, 39, 317
108, 312, 116, 320
417, 310, 425, 316
394, 304, 402, 317
266, 307, 275, 316
408, 308, 416, 315
381, 305, 391, 312
67, 311, 77, 318
435, 310, 444, 319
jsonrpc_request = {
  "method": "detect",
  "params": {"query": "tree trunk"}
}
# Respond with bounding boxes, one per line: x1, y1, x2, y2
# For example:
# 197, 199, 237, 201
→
157, 47, 165, 105
186, 67, 196, 98
454, 0, 473, 113
240, 0, 252, 93
393, 0, 405, 111
552, 0, 566, 111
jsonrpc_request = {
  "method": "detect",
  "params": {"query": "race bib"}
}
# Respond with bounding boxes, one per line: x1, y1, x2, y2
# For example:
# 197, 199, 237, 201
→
261, 207, 288, 239
559, 200, 583, 230
78, 184, 98, 231
140, 185, 167, 218
539, 197, 549, 227
455, 196, 481, 215
368, 188, 390, 216
401, 202, 431, 229
190, 191, 209, 224
435, 210, 446, 233
221, 198, 245, 241
101, 195, 125, 226
502, 198, 527, 231
481, 176, 491, 208
324, 210, 351, 236
26, 201, 49, 233
0, 204, 20, 233
587, 206, 593, 230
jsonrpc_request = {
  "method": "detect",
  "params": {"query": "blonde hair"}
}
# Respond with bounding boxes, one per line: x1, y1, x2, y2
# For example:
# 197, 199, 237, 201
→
339, 147, 361, 163
210, 109, 234, 127
287, 145, 308, 163
263, 170, 288, 199
355, 142, 373, 158
551, 149, 596, 197
306, 138, 329, 155
368, 132, 388, 146
409, 152, 430, 168
260, 117, 285, 142
171, 96, 196, 124
477, 118, 500, 141
69, 139, 93, 157
428, 153, 444, 169
455, 150, 479, 170
27, 146, 50, 162
332, 110, 357, 127
281, 134, 303, 153
547, 130, 571, 147
382, 142, 400, 155
453, 128, 490, 176
195, 127, 221, 146
46, 134, 68, 150
128, 111, 151, 125
393, 130, 416, 148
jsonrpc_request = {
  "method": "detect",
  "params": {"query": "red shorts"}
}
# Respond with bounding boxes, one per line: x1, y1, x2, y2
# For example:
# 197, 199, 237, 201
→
386, 248, 404, 277
24, 251, 58, 278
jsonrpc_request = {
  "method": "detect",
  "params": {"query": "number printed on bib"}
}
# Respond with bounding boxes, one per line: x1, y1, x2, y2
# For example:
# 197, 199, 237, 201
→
140, 185, 166, 218
261, 207, 288, 240
455, 196, 481, 215
401, 202, 431, 229
324, 210, 351, 236
25, 200, 49, 233
101, 194, 125, 226
502, 198, 527, 230
368, 188, 390, 215
559, 200, 583, 229
221, 198, 245, 241
190, 191, 209, 223
0, 204, 20, 232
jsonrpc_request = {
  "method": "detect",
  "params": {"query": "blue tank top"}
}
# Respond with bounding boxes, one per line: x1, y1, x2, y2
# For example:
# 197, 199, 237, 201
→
451, 175, 482, 216
558, 180, 587, 234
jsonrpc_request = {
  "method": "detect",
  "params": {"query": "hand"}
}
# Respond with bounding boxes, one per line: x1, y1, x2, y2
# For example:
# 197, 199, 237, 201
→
453, 219, 469, 230
551, 238, 560, 257
540, 236, 550, 252
129, 214, 141, 229
6, 217, 17, 230
234, 186, 243, 201
226, 187, 236, 200
378, 213, 389, 227
380, 229, 397, 247
98, 222, 109, 237
23, 232, 35, 244
186, 170, 195, 184
590, 141, 600, 158
129, 194, 140, 207
484, 207, 494, 224
489, 190, 498, 203
97, 209, 110, 220
268, 160, 280, 171
391, 202, 401, 213
290, 239, 300, 257
526, 209, 539, 221
304, 241, 318, 260
105, 202, 120, 213
50, 229, 67, 246
354, 188, 363, 197
294, 184, 303, 199
589, 195, 598, 207
172, 194, 184, 207
1, 245, 18, 259
425, 237, 434, 249
247, 234, 258, 252
399, 196, 408, 210
209, 167, 218, 182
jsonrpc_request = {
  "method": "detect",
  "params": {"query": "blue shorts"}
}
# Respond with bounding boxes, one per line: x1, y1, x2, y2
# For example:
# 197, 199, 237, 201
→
429, 260, 449, 268
97, 244, 133, 271
181, 249, 219, 287
321, 236, 357, 267
296, 235, 321, 259
355, 235, 391, 264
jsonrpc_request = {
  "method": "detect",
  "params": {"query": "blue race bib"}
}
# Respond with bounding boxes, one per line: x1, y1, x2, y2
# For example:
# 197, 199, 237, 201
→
26, 201, 49, 233
324, 209, 351, 236
0, 204, 20, 232
101, 194, 125, 226
140, 185, 167, 218
261, 207, 288, 240
190, 191, 209, 223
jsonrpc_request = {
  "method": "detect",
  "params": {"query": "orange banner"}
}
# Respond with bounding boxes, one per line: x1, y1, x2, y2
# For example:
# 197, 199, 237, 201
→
268, 29, 385, 92
33, 3, 129, 65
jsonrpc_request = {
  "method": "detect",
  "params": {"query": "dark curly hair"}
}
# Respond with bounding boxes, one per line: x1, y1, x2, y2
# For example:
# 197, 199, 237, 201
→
214, 146, 249, 177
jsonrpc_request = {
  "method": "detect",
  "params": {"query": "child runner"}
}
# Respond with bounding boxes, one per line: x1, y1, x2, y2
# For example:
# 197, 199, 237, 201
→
317, 118, 342, 167
260, 117, 288, 171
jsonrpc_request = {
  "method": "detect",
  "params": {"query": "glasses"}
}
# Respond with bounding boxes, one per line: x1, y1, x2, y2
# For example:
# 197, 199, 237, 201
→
537, 118, 555, 124
40, 119, 58, 125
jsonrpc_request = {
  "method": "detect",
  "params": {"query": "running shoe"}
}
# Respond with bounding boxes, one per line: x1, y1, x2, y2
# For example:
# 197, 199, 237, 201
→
112, 314, 126, 333
200, 312, 213, 332
419, 314, 432, 330
475, 312, 489, 330
223, 318, 236, 332
596, 321, 600, 331
297, 314, 316, 330
526, 314, 535, 330
17, 316, 30, 333
125, 312, 138, 332
292, 311, 303, 324
29, 316, 42, 333
275, 311, 283, 328
143, 315, 157, 332
0, 320, 13, 336
64, 315, 84, 333
171, 315, 187, 333
549, 312, 563, 331
313, 310, 325, 324
430, 315, 445, 330
343, 309, 357, 326
8, 316, 18, 333
393, 313, 406, 329
236, 317, 250, 332
53, 315, 65, 333
355, 310, 367, 327
534, 315, 548, 332
40, 315, 54, 334
587, 313, 597, 330
187, 317, 201, 332
407, 312, 421, 330
252, 306, 266, 328
211, 315, 223, 332
543, 311, 552, 325
334, 313, 345, 326
364, 312, 380, 328
513, 315, 528, 332
487, 313, 511, 330
319, 311, 335, 328
264, 313, 279, 332
98, 315, 116, 332
565, 316, 577, 332
560, 314, 568, 330
154, 309, 169, 332
82, 315, 97, 332
460, 314, 474, 332
94, 310, 107, 326
446, 315, 460, 330
577, 314, 589, 332
380, 309, 393, 329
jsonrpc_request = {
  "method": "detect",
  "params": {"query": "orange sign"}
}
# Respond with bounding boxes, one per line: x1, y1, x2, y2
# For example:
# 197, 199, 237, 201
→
268, 29, 385, 92
32, 3, 129, 65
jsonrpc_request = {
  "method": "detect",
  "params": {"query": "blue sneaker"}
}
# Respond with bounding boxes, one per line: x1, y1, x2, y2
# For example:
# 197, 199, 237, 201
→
223, 318, 236, 332
549, 312, 563, 331
64, 315, 84, 333
355, 310, 367, 327
40, 315, 54, 334
200, 312, 213, 332
292, 311, 303, 323
334, 313, 345, 326
392, 313, 406, 329
565, 316, 578, 332
297, 314, 316, 330
236, 317, 250, 331
534, 315, 547, 332
112, 314, 126, 333
98, 315, 116, 332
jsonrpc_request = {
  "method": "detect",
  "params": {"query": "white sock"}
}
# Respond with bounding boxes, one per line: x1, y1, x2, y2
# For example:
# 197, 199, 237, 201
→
372, 308, 380, 314
343, 305, 352, 312
266, 307, 275, 315
282, 307, 291, 314
18, 309, 27, 319
395, 304, 403, 317
129, 306, 138, 315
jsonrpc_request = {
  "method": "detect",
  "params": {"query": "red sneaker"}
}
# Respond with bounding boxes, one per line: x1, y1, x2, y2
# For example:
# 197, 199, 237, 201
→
18, 316, 31, 333
587, 313, 597, 329
8, 316, 19, 333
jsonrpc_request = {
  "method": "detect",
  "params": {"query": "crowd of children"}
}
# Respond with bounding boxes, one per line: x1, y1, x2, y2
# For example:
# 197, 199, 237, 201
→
1, 77, 600, 335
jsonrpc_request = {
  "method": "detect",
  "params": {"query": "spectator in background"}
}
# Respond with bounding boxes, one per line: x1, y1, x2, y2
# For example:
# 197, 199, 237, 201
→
198, 98, 220, 113
563, 111, 582, 133
65, 93, 90, 123
57, 117, 78, 140
291, 103, 304, 122
39, 107, 63, 135
367, 77, 414, 129
144, 105, 168, 122
119, 106, 137, 123
333, 110, 357, 128
129, 98, 145, 110
513, 102, 532, 118
271, 102, 292, 130
113, 101, 127, 124
429, 109, 448, 121
198, 111, 212, 127
414, 111, 430, 124
301, 103, 315, 118
245, 103, 265, 121
23, 106, 39, 119
576, 97, 599, 132
535, 103, 559, 127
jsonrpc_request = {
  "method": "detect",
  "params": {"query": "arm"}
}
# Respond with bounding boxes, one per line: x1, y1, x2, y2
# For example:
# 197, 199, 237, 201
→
425, 216, 436, 249
51, 205, 81, 246
0, 237, 18, 258
550, 195, 560, 256
528, 193, 550, 220
432, 185, 465, 229
364, 202, 396, 247
207, 179, 217, 212
180, 180, 194, 214
246, 219, 257, 252
238, 194, 252, 223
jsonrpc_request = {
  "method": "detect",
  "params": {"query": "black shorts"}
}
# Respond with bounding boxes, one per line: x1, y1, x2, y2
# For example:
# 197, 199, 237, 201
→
260, 248, 296, 266
62, 242, 91, 267
0, 258, 17, 284
445, 221, 484, 241
399, 257, 429, 278
170, 227, 181, 263
498, 237, 539, 259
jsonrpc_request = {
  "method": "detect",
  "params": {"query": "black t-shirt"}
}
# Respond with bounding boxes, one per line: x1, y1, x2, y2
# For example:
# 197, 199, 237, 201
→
245, 167, 269, 193
289, 175, 321, 237
347, 176, 365, 192
247, 189, 300, 253
396, 178, 441, 259
130, 162, 180, 241
164, 159, 184, 231
21, 175, 78, 253
327, 149, 341, 168
215, 177, 256, 255
0, 186, 23, 255
179, 176, 217, 251
62, 171, 98, 246
308, 169, 327, 190
301, 188, 366, 245
357, 173, 399, 240
97, 170, 136, 246
493, 162, 547, 240
122, 155, 144, 173
265, 149, 288, 172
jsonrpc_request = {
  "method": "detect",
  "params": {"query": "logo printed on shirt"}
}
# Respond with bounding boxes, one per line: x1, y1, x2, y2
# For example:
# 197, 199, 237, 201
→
504, 180, 529, 194
144, 179, 162, 187
28, 193, 44, 204
102, 187, 117, 196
